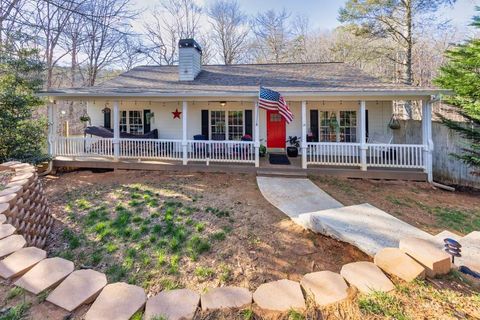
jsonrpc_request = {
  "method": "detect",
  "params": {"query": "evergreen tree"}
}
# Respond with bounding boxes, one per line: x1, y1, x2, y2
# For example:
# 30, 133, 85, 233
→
0, 49, 48, 164
434, 10, 480, 175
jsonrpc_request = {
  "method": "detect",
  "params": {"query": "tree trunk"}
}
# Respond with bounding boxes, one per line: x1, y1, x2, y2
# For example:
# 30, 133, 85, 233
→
404, 0, 413, 86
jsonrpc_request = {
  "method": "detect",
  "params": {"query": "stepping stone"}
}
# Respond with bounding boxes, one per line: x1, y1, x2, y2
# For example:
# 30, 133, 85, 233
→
0, 213, 6, 224
14, 257, 74, 294
47, 269, 107, 312
399, 237, 451, 277
0, 247, 46, 279
455, 234, 480, 274
309, 203, 434, 256
374, 248, 425, 282
145, 289, 200, 320
340, 261, 395, 294
201, 286, 252, 311
300, 271, 349, 307
463, 231, 480, 241
0, 224, 16, 239
85, 282, 146, 320
11, 172, 34, 183
253, 279, 305, 312
0, 235, 26, 258
0, 186, 22, 197
433, 230, 462, 243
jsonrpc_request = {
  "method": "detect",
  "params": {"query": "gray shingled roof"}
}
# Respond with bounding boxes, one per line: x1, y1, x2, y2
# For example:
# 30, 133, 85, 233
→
42, 62, 444, 98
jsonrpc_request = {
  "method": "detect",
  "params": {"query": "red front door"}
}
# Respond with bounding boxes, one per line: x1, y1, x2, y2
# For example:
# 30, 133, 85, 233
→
267, 110, 286, 148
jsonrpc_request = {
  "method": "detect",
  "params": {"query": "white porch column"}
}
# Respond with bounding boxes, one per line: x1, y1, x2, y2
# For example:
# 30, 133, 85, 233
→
47, 101, 58, 156
422, 100, 433, 182
182, 101, 188, 165
254, 100, 260, 168
359, 100, 367, 171
113, 101, 120, 161
301, 101, 307, 169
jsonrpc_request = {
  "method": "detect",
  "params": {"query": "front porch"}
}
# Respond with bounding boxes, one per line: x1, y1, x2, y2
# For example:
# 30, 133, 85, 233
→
47, 98, 433, 181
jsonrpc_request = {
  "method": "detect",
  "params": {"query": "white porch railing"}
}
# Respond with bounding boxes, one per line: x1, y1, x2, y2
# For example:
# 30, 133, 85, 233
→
53, 137, 114, 157
367, 144, 425, 169
187, 140, 255, 164
306, 142, 361, 166
119, 139, 183, 160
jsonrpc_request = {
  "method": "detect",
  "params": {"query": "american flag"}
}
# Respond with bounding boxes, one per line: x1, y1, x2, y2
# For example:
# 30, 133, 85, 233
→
258, 87, 294, 123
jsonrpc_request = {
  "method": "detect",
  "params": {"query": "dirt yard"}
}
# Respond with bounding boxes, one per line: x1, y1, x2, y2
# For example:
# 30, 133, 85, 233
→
311, 176, 480, 236
42, 170, 367, 295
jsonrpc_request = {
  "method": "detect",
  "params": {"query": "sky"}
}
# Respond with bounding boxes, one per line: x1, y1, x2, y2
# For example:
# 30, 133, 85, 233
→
132, 0, 480, 32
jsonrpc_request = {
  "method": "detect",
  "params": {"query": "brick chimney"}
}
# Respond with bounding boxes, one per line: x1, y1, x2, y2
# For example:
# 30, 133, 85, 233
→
178, 39, 202, 81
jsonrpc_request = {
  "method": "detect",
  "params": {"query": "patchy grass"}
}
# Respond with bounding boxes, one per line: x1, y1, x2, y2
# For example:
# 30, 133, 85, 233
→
431, 207, 480, 234
49, 183, 232, 291
358, 291, 409, 320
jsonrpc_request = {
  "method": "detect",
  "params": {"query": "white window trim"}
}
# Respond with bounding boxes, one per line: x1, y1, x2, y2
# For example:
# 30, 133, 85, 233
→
318, 110, 358, 143
209, 110, 245, 141
120, 110, 144, 134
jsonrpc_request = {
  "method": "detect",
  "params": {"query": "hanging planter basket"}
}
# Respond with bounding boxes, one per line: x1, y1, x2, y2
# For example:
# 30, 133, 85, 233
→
388, 114, 401, 130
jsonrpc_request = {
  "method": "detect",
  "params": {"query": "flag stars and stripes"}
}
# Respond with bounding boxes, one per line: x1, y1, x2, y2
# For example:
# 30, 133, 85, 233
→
258, 87, 294, 123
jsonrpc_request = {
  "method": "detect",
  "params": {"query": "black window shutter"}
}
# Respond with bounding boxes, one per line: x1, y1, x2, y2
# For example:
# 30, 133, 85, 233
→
365, 110, 369, 142
310, 109, 319, 142
143, 109, 151, 133
201, 110, 209, 139
103, 111, 111, 129
245, 110, 253, 136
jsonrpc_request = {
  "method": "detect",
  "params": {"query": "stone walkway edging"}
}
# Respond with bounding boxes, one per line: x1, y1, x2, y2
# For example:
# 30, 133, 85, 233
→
0, 163, 464, 318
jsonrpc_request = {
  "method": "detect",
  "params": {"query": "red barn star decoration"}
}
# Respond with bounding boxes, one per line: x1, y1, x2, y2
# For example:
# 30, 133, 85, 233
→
172, 108, 182, 119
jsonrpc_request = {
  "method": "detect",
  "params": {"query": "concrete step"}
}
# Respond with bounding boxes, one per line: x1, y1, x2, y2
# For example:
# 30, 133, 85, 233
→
47, 269, 107, 312
145, 289, 200, 320
374, 248, 425, 282
84, 282, 146, 320
0, 247, 46, 279
14, 257, 74, 294
201, 286, 251, 311
0, 235, 26, 258
341, 261, 395, 294
253, 279, 306, 312
256, 169, 307, 178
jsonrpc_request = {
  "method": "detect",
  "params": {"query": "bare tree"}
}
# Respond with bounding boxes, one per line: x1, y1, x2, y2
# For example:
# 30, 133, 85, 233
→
121, 35, 144, 71
251, 9, 291, 63
207, 0, 249, 65
143, 0, 202, 65
81, 0, 135, 86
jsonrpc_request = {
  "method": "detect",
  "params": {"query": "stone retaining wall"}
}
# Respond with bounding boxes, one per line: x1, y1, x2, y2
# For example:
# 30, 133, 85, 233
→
0, 161, 53, 248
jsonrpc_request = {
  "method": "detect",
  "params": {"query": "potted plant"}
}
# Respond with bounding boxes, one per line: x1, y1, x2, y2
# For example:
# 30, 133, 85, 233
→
259, 144, 267, 157
286, 136, 300, 157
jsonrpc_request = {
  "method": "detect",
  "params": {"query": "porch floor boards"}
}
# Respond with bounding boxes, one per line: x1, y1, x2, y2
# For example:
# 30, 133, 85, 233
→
53, 156, 427, 181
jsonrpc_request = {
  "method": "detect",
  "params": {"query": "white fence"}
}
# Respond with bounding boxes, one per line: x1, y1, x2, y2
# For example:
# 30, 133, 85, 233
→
119, 139, 183, 160
187, 140, 255, 164
367, 144, 424, 169
53, 137, 254, 164
306, 143, 361, 166
53, 137, 114, 157
306, 142, 425, 169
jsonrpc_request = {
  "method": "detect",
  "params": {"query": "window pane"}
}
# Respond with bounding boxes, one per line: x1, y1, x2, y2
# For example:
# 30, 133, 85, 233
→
120, 111, 127, 132
228, 111, 243, 141
128, 110, 144, 134
319, 111, 337, 142
339, 111, 357, 142
211, 111, 226, 140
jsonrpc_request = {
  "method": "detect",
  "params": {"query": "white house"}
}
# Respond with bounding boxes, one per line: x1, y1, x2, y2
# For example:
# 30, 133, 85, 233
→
42, 39, 445, 181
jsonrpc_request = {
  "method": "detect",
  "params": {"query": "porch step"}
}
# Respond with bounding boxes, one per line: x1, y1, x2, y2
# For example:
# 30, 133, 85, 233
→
256, 169, 307, 178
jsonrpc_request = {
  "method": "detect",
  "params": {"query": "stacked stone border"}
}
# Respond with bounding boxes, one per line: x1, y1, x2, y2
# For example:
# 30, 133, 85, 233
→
0, 162, 466, 319
0, 162, 53, 248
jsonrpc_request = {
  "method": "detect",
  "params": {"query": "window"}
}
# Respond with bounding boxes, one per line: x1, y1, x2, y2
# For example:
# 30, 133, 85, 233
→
211, 111, 226, 140
228, 111, 244, 140
339, 111, 357, 142
319, 111, 337, 142
119, 110, 144, 134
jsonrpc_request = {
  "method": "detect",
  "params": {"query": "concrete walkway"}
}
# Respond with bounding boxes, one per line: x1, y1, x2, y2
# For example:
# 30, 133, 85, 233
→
256, 177, 342, 227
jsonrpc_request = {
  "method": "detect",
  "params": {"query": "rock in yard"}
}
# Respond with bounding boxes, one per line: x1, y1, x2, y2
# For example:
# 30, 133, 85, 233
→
300, 271, 349, 307
201, 286, 252, 311
0, 234, 26, 258
47, 269, 107, 312
0, 247, 46, 279
145, 288, 200, 320
14, 257, 74, 294
340, 261, 395, 294
374, 248, 425, 282
253, 279, 306, 312
399, 237, 451, 277
84, 282, 146, 320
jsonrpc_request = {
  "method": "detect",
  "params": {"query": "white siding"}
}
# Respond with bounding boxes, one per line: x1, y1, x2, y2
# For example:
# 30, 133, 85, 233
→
86, 100, 393, 143
178, 47, 201, 81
